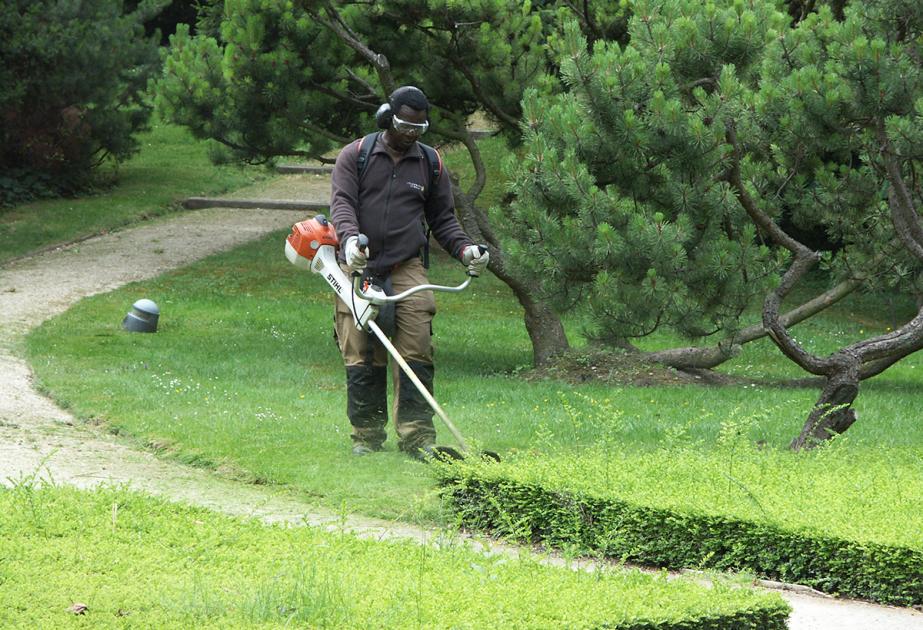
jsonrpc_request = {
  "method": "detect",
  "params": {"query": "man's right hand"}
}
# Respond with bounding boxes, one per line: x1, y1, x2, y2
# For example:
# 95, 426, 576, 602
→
344, 235, 368, 272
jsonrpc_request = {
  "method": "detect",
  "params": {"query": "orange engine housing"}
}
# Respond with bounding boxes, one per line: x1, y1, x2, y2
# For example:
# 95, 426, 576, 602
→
287, 215, 339, 262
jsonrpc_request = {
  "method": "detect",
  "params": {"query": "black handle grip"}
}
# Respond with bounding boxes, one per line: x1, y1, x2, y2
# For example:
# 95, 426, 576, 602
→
465, 244, 490, 278
357, 234, 369, 255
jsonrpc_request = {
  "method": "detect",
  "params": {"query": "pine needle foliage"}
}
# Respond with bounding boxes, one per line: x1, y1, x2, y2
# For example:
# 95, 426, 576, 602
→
503, 3, 789, 343
153, 0, 560, 162
0, 0, 166, 204
502, 0, 923, 349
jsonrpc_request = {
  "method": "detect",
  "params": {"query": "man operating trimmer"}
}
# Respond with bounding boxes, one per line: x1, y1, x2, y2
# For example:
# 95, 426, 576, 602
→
329, 85, 489, 460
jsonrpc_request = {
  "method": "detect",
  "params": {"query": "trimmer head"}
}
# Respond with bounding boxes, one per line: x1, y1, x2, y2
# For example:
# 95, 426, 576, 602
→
419, 445, 501, 463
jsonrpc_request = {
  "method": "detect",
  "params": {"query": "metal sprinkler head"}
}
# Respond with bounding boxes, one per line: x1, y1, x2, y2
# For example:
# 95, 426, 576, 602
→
122, 298, 159, 333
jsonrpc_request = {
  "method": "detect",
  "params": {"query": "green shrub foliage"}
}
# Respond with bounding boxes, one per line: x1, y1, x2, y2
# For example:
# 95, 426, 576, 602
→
438, 458, 923, 606
502, 2, 787, 343
153, 0, 567, 162
0, 0, 165, 204
501, 0, 923, 344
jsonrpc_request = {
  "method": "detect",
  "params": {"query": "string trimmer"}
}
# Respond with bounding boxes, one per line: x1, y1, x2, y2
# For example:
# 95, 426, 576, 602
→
285, 214, 499, 462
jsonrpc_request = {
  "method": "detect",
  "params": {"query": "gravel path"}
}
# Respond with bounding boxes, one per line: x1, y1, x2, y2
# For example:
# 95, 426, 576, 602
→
1, 184, 921, 629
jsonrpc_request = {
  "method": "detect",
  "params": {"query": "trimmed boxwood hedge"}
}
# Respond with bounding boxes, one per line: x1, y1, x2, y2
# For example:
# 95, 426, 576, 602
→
437, 457, 923, 607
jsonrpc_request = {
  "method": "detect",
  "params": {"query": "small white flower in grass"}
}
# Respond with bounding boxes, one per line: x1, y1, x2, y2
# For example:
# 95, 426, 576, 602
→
254, 408, 281, 422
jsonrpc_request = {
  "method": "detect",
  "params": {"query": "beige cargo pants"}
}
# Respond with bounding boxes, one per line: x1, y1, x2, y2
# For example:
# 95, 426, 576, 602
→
334, 257, 437, 451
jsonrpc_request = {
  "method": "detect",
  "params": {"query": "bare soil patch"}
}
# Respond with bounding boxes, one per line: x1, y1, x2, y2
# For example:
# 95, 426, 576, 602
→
525, 347, 703, 386
525, 347, 826, 389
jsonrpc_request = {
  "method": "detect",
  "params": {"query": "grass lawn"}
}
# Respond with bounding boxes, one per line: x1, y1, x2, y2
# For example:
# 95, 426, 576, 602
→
25, 229, 923, 525
18, 129, 923, 606
0, 122, 268, 265
0, 484, 788, 628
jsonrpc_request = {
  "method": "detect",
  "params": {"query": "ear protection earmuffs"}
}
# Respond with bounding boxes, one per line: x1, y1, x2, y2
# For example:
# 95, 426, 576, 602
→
375, 86, 428, 130
375, 102, 393, 130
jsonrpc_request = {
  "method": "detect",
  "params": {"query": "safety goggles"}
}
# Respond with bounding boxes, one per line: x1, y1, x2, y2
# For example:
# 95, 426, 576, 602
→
392, 115, 429, 135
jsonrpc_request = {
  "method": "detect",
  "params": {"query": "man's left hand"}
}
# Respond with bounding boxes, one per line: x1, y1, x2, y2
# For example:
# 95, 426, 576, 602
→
461, 245, 490, 277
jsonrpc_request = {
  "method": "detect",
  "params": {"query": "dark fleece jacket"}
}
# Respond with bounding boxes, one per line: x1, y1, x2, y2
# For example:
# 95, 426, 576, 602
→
330, 133, 472, 274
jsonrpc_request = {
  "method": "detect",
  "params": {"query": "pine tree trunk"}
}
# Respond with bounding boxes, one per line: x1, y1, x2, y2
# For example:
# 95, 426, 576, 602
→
453, 190, 569, 367
520, 292, 570, 367
790, 365, 859, 451
466, 254, 569, 367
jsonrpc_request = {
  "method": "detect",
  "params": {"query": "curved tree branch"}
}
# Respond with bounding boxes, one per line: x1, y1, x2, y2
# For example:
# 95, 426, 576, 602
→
451, 62, 520, 129
879, 122, 923, 262
646, 274, 863, 369
344, 68, 379, 101
425, 18, 519, 130
311, 2, 395, 94
848, 308, 923, 364
306, 81, 378, 111
726, 121, 830, 375
859, 334, 923, 379
298, 120, 351, 145
455, 131, 488, 204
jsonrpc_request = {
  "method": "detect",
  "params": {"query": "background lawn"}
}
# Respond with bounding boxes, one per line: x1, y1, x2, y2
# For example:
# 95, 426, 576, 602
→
17, 129, 923, 581
25, 229, 923, 524
0, 122, 267, 265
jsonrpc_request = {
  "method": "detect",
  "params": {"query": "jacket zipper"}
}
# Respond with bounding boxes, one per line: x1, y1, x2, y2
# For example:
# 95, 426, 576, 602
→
379, 163, 397, 269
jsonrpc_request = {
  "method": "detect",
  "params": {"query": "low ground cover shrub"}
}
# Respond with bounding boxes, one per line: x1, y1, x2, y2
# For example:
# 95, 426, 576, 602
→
0, 485, 788, 628
436, 444, 923, 606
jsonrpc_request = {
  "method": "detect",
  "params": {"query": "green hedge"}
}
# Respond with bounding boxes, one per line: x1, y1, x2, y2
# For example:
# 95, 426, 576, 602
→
436, 450, 923, 606
0, 485, 788, 629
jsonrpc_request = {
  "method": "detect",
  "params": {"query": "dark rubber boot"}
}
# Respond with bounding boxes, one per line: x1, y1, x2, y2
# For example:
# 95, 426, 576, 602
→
346, 365, 388, 449
396, 361, 437, 452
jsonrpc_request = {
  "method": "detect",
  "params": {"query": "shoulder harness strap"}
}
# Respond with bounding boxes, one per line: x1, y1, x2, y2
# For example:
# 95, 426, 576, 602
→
416, 143, 443, 269
417, 142, 443, 199
355, 132, 380, 181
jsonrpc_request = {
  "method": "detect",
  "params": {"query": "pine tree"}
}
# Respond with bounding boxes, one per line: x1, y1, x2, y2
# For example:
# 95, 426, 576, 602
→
504, 3, 785, 344
0, 0, 166, 204
154, 0, 632, 366
504, 0, 923, 447
740, 0, 923, 448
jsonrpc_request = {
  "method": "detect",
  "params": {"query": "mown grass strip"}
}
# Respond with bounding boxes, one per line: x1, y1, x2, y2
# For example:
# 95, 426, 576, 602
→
436, 447, 923, 606
0, 485, 788, 629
